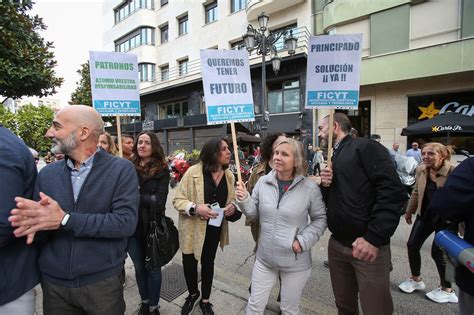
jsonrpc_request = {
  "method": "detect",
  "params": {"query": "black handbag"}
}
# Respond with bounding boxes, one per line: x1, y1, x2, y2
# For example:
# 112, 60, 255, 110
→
145, 195, 179, 271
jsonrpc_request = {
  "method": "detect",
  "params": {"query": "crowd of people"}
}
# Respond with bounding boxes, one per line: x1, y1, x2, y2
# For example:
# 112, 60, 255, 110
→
1, 106, 473, 315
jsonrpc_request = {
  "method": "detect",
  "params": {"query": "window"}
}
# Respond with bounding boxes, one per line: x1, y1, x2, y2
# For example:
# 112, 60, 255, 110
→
179, 59, 188, 76
160, 0, 168, 6
160, 24, 168, 43
230, 0, 245, 13
267, 79, 300, 114
461, 0, 474, 38
230, 40, 245, 50
159, 100, 189, 119
205, 1, 217, 24
370, 4, 409, 55
272, 24, 297, 51
178, 14, 188, 36
114, 27, 155, 52
160, 64, 169, 81
114, 0, 154, 24
138, 63, 155, 82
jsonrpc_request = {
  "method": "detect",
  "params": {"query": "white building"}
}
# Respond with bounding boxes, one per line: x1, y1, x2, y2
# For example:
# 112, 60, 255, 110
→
103, 0, 312, 153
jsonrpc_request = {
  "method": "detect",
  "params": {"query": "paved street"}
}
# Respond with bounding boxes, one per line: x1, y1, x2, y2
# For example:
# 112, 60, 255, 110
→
35, 186, 458, 315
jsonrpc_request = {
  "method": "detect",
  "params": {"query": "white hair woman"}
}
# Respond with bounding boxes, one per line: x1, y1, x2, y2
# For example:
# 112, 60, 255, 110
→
236, 138, 327, 315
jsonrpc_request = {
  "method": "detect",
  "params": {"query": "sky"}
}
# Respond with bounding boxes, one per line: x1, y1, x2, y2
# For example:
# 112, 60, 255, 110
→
31, 0, 105, 107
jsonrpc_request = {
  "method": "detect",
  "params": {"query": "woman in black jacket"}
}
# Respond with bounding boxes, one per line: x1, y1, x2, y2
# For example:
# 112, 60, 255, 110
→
129, 132, 170, 315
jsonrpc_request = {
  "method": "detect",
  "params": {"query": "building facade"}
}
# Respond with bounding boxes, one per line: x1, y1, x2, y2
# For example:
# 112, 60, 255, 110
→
103, 0, 313, 154
315, 0, 474, 152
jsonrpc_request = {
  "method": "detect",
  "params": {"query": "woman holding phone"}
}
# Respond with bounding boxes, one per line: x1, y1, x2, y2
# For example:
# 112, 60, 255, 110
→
173, 137, 237, 315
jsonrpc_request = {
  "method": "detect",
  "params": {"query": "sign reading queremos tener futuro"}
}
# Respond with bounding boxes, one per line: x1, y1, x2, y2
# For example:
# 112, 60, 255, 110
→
200, 49, 255, 125
89, 51, 141, 116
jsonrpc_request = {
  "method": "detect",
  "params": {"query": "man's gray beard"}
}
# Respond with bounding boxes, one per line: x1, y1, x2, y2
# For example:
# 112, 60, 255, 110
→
51, 132, 78, 155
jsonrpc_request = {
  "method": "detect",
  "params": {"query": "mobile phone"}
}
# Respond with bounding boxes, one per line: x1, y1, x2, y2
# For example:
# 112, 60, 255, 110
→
210, 202, 220, 210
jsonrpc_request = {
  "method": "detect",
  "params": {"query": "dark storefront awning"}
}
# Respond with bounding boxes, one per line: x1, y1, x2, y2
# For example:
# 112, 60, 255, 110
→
401, 113, 474, 137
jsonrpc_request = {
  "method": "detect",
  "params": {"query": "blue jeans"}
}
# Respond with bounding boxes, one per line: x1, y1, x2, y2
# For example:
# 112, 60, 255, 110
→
127, 236, 162, 306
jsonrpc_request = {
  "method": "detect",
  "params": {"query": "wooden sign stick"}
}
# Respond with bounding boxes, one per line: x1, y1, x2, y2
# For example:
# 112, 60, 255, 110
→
230, 122, 243, 185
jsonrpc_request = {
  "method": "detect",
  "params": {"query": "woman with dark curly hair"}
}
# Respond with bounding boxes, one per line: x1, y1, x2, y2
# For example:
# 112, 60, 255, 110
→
129, 132, 170, 315
173, 137, 237, 315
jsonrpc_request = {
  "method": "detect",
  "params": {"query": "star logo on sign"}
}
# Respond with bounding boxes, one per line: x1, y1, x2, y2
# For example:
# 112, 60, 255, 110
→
418, 101, 440, 119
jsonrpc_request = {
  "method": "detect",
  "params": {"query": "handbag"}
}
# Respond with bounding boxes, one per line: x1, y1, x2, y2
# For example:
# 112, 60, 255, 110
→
145, 195, 179, 271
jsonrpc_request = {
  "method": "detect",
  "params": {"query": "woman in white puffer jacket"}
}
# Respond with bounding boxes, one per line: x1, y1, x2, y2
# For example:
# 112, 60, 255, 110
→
236, 138, 327, 315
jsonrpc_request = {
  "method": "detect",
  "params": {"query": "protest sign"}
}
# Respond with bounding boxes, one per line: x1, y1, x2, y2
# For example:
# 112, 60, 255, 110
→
200, 49, 255, 125
89, 51, 141, 117
306, 34, 363, 110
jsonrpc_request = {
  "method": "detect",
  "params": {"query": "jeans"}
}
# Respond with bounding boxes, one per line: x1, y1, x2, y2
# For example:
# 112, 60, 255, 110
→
0, 289, 35, 315
127, 235, 162, 306
407, 216, 451, 288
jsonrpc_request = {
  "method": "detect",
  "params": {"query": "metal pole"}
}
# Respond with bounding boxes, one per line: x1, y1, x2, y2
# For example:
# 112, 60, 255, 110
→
261, 34, 267, 139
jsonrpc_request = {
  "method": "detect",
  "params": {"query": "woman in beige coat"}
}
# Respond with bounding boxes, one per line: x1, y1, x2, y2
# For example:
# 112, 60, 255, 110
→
399, 142, 457, 304
173, 137, 237, 315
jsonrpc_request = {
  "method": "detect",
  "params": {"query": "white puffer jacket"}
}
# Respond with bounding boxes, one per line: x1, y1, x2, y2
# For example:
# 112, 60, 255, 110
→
237, 171, 327, 272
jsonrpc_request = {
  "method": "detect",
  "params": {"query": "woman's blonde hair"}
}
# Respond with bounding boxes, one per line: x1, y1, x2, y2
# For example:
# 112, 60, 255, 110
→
100, 131, 118, 156
273, 138, 307, 176
421, 142, 454, 161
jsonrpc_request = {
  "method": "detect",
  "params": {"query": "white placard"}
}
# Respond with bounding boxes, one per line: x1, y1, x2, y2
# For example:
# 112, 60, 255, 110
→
200, 49, 255, 124
89, 51, 141, 116
305, 34, 363, 109
208, 207, 224, 227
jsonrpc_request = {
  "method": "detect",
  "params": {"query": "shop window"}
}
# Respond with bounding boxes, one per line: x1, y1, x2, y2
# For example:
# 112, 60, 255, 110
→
267, 79, 300, 114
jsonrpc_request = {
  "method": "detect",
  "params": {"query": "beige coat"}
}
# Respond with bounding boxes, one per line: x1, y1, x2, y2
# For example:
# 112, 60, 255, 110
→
173, 163, 235, 261
406, 161, 456, 216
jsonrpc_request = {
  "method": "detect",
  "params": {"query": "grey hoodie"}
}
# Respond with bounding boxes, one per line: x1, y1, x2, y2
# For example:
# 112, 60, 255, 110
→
237, 171, 327, 272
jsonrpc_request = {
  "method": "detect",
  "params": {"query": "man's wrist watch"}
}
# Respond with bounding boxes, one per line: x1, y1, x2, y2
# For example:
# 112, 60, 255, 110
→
60, 213, 71, 227
189, 204, 196, 216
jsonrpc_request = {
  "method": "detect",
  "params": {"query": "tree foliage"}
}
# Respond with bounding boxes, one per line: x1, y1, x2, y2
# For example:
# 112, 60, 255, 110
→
0, 105, 16, 131
0, 2, 63, 101
70, 62, 92, 106
0, 104, 54, 152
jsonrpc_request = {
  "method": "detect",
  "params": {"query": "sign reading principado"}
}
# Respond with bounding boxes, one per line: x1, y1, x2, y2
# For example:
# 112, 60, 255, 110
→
89, 51, 140, 116
305, 34, 362, 110
200, 49, 255, 124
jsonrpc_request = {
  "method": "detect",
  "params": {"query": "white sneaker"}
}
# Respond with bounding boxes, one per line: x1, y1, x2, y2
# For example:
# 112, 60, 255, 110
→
426, 287, 458, 303
398, 278, 426, 293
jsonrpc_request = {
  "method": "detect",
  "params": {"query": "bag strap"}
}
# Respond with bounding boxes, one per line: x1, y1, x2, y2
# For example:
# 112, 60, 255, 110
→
150, 195, 157, 222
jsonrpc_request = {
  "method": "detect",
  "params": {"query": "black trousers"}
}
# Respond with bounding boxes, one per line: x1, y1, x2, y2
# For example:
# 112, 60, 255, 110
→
407, 216, 451, 288
42, 273, 125, 315
182, 224, 221, 300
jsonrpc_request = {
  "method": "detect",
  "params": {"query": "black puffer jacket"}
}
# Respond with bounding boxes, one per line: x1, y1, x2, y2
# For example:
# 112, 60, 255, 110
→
135, 167, 170, 239
322, 135, 407, 248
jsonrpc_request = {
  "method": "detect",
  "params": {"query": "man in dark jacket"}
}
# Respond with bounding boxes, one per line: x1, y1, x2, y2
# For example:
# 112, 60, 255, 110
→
0, 124, 38, 314
430, 157, 474, 314
9, 105, 139, 314
319, 113, 407, 314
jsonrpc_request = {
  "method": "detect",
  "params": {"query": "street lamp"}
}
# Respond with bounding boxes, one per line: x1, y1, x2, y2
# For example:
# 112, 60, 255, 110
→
243, 12, 297, 137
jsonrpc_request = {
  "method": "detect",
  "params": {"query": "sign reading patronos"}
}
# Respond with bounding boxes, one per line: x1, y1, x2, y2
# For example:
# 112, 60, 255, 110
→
200, 49, 255, 124
89, 51, 141, 116
305, 34, 363, 109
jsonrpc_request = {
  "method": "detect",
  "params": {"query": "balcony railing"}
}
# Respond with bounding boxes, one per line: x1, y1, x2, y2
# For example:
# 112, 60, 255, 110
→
143, 26, 310, 91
